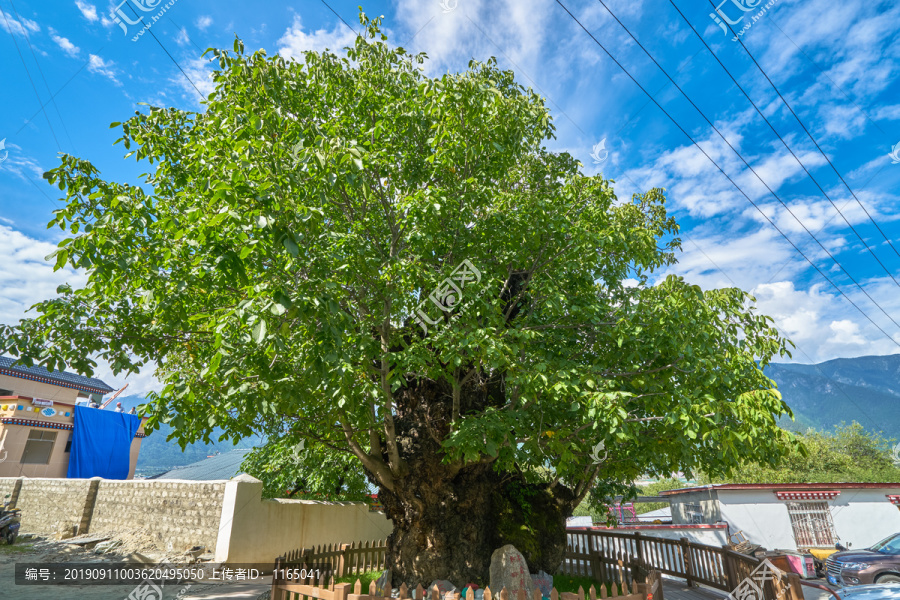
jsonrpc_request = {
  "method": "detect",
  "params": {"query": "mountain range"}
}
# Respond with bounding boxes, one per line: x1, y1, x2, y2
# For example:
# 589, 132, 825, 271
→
765, 353, 900, 440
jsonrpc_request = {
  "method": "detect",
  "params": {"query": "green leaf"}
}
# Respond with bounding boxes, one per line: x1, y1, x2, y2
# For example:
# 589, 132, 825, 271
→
252, 319, 267, 344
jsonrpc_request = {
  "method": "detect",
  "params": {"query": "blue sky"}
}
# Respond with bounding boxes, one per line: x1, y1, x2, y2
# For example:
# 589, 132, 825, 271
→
1, 0, 899, 395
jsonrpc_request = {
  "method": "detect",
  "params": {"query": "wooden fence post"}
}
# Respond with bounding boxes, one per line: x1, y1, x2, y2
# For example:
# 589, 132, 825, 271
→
589, 533, 602, 583
680, 538, 693, 588
337, 544, 350, 579
335, 582, 352, 600
634, 532, 645, 583
784, 573, 803, 600
721, 545, 736, 591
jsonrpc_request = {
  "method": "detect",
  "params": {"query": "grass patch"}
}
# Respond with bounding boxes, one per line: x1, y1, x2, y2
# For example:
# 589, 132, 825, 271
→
0, 542, 35, 554
552, 574, 628, 595
334, 570, 623, 597
336, 570, 383, 587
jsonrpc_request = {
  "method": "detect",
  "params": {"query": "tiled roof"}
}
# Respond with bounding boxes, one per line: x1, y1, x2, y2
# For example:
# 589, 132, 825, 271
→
0, 356, 115, 394
151, 449, 254, 481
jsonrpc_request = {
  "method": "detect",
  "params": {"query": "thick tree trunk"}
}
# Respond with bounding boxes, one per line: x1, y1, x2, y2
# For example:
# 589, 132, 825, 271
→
378, 469, 574, 586
372, 378, 576, 586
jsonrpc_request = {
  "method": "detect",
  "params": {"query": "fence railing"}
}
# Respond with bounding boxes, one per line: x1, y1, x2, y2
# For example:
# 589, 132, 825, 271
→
562, 529, 803, 600
271, 573, 662, 600
273, 530, 802, 600
275, 540, 388, 581
272, 538, 662, 600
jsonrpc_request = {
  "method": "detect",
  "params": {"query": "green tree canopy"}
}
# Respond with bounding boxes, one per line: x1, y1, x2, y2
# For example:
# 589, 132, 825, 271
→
2, 16, 800, 582
702, 423, 900, 484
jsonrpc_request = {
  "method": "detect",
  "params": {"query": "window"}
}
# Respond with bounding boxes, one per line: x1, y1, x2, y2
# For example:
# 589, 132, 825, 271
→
683, 502, 704, 524
20, 430, 58, 464
787, 501, 836, 546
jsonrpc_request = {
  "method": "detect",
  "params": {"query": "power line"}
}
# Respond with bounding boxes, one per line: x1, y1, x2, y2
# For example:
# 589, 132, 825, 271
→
167, 16, 205, 55
320, 0, 357, 35
551, 0, 900, 348
587, 0, 900, 333
703, 0, 900, 263
0, 5, 62, 151
767, 17, 886, 138
681, 234, 880, 432
8, 0, 78, 154
15, 48, 99, 136
123, 4, 204, 100
669, 0, 900, 291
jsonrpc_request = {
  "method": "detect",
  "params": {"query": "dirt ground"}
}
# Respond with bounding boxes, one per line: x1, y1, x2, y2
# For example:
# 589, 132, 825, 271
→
0, 535, 270, 600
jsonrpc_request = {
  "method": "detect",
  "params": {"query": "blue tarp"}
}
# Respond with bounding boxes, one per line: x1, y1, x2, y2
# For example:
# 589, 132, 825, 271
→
67, 405, 141, 479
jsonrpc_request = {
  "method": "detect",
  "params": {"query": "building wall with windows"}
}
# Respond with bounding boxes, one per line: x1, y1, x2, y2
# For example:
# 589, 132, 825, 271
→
664, 484, 900, 551
0, 396, 145, 479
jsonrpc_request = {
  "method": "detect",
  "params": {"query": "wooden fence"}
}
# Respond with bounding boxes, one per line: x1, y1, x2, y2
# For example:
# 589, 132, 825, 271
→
271, 573, 662, 600
275, 540, 388, 581
561, 530, 802, 600
272, 538, 662, 600
273, 530, 802, 600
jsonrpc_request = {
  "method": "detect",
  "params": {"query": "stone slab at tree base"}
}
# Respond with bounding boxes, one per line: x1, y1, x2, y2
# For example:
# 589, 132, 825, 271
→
489, 545, 537, 600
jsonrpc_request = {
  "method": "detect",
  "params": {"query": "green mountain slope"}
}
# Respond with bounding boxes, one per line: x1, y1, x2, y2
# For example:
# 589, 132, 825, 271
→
765, 353, 900, 439
121, 396, 261, 476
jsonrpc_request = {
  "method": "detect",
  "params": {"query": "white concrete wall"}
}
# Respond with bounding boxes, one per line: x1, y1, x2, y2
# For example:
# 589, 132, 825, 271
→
627, 526, 728, 547
717, 488, 900, 551
717, 490, 796, 550
830, 488, 900, 550
215, 475, 394, 564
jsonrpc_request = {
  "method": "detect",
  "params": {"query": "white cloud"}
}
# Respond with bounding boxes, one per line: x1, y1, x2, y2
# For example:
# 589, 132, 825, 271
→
170, 57, 216, 99
0, 225, 85, 327
87, 54, 120, 85
196, 15, 212, 31
175, 27, 190, 47
49, 28, 80, 57
752, 280, 900, 362
74, 0, 98, 22
0, 141, 47, 183
0, 14, 39, 36
277, 15, 358, 61
0, 225, 161, 397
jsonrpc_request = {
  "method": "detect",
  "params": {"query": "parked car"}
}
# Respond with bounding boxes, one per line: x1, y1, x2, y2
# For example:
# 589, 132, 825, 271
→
826, 534, 900, 586
841, 583, 900, 600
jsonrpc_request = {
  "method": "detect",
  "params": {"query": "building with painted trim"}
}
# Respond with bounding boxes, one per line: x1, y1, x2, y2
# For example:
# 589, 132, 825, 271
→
661, 482, 900, 551
0, 358, 145, 479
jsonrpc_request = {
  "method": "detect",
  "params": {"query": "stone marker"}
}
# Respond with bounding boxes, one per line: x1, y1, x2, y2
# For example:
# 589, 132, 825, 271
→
532, 571, 553, 598
489, 545, 537, 599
